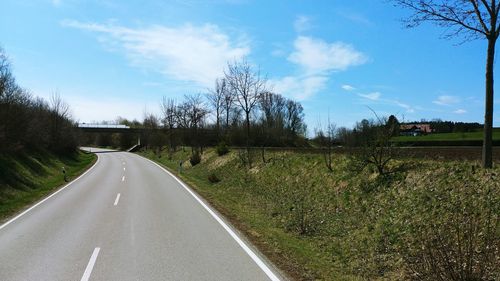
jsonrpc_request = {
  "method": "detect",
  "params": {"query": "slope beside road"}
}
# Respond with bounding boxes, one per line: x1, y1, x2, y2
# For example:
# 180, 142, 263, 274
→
0, 148, 284, 281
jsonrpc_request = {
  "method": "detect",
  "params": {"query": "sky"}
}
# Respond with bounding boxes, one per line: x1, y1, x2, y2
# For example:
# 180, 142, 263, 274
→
0, 0, 496, 133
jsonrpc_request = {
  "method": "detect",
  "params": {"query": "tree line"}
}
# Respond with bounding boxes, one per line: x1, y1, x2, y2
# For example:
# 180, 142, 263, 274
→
0, 48, 78, 154
84, 60, 308, 161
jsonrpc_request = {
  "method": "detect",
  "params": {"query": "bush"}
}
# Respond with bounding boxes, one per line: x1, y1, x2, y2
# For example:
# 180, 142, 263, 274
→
207, 173, 221, 183
397, 166, 499, 281
189, 151, 201, 166
216, 141, 229, 156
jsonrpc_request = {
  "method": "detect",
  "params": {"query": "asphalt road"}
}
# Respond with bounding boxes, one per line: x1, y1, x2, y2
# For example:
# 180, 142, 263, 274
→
0, 148, 283, 281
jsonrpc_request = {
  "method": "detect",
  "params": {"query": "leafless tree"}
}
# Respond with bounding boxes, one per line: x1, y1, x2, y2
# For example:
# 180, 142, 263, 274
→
285, 99, 306, 140
49, 92, 71, 149
393, 0, 500, 168
160, 97, 178, 156
259, 91, 285, 162
179, 94, 209, 154
222, 79, 236, 130
50, 92, 70, 120
0, 47, 11, 97
225, 60, 267, 167
316, 117, 336, 172
207, 78, 226, 137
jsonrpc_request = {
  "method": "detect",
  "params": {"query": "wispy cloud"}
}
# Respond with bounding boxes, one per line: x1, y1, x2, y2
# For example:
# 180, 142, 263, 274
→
62, 20, 250, 88
348, 87, 416, 113
433, 95, 460, 106
294, 16, 312, 33
453, 109, 467, 114
288, 36, 368, 74
341, 84, 355, 91
51, 0, 62, 6
343, 13, 373, 26
358, 92, 381, 101
271, 75, 327, 100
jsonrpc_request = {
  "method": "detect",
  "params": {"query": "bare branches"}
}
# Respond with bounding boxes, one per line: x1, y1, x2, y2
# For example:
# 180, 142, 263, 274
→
207, 78, 226, 133
394, 0, 499, 39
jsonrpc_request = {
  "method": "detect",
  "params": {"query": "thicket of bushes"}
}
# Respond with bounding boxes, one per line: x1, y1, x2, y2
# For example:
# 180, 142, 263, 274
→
0, 48, 77, 154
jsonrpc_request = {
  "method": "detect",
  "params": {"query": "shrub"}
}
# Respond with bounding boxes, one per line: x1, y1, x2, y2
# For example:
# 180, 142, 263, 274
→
216, 141, 229, 156
207, 173, 221, 183
189, 151, 201, 166
397, 166, 499, 281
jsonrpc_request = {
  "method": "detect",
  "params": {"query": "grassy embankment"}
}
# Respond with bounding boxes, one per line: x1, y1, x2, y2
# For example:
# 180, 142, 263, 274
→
139, 148, 499, 280
0, 149, 96, 222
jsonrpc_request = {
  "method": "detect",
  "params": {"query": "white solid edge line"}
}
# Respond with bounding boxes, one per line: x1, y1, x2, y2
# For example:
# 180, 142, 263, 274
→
0, 154, 101, 231
80, 247, 101, 281
114, 193, 121, 206
142, 157, 281, 281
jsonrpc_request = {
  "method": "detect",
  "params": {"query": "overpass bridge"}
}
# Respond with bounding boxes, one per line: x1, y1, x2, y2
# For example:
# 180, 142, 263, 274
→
78, 124, 142, 151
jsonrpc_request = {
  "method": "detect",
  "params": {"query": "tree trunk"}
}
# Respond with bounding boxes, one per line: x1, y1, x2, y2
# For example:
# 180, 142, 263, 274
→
482, 37, 496, 168
245, 110, 251, 168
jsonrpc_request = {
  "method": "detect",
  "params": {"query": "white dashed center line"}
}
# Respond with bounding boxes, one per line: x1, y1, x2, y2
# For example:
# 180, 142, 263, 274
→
114, 193, 121, 206
80, 247, 100, 281
122, 176, 125, 182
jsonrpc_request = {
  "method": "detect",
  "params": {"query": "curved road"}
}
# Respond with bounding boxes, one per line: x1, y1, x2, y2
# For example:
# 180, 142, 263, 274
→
0, 148, 283, 281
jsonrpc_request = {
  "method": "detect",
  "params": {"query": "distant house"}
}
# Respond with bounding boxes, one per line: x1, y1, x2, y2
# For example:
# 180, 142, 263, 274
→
400, 124, 433, 136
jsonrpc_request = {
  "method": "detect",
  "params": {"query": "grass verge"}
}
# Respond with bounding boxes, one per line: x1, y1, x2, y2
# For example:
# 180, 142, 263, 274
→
0, 149, 96, 223
138, 147, 499, 281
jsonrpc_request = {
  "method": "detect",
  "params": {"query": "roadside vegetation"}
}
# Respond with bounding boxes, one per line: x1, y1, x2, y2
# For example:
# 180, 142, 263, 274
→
0, 150, 96, 222
0, 47, 94, 222
139, 147, 499, 280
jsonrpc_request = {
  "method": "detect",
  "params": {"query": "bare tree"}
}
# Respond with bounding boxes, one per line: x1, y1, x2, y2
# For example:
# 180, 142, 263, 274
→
315, 117, 336, 172
222, 79, 236, 130
180, 94, 209, 154
207, 78, 226, 138
50, 92, 70, 120
160, 97, 178, 157
0, 47, 11, 97
393, 0, 500, 168
225, 60, 266, 167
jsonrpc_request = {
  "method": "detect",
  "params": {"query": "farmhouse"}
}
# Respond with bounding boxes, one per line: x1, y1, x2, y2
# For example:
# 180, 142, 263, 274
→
400, 124, 433, 136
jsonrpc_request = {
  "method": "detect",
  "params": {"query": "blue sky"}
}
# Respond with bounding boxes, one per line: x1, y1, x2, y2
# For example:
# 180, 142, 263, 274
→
0, 0, 496, 133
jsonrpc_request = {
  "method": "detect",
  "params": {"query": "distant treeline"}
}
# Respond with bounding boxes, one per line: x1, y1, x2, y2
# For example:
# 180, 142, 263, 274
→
83, 61, 308, 152
0, 48, 77, 154
404, 119, 483, 134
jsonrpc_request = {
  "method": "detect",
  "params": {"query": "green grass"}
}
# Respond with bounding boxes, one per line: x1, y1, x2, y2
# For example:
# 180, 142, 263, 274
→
393, 128, 500, 142
138, 148, 499, 280
0, 149, 96, 222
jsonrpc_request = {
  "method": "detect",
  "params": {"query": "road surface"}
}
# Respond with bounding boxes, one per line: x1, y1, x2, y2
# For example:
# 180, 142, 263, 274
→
0, 148, 283, 281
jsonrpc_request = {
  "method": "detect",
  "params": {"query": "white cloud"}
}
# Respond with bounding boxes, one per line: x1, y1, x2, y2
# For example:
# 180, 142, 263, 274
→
62, 20, 250, 88
272, 36, 367, 100
294, 16, 312, 33
341, 84, 355, 91
272, 75, 328, 101
358, 92, 381, 101
454, 109, 467, 114
51, 0, 62, 6
394, 101, 415, 113
433, 95, 460, 106
288, 36, 368, 74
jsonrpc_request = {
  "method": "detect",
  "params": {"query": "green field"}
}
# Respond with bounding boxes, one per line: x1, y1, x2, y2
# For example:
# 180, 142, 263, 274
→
393, 128, 500, 142
0, 149, 96, 222
139, 148, 499, 280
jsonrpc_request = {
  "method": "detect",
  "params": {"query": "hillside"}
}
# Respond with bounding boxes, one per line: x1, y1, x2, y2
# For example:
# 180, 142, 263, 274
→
139, 147, 499, 280
0, 150, 96, 222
